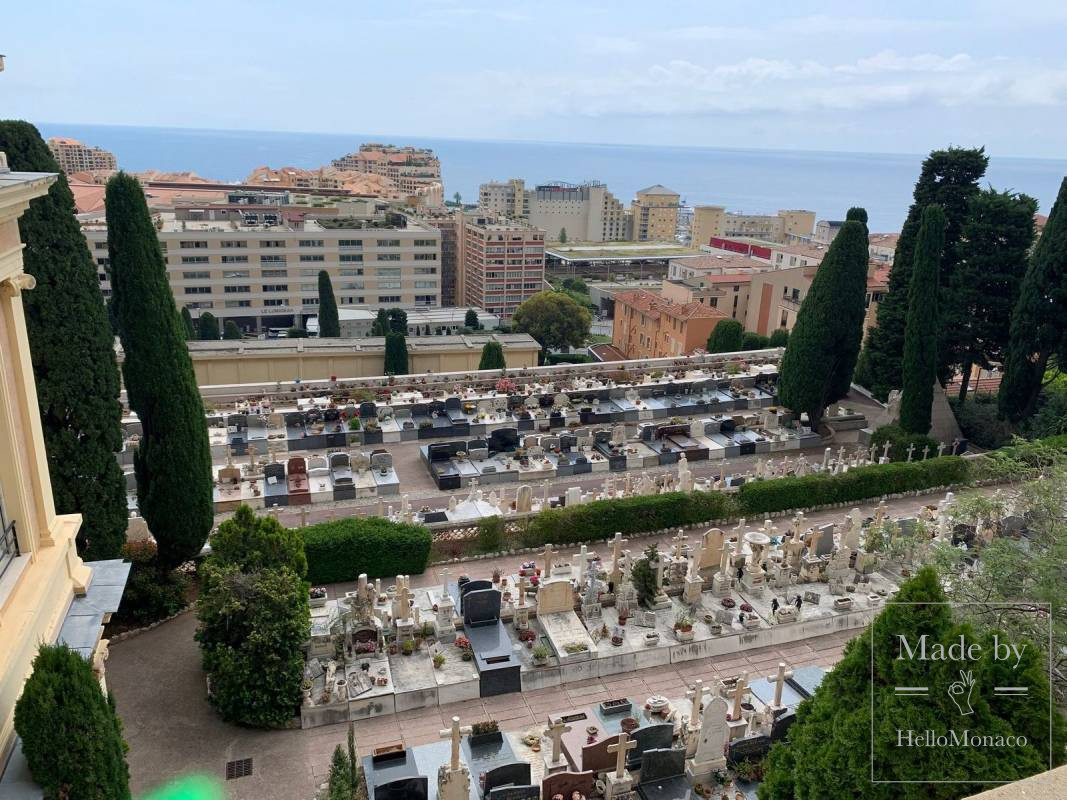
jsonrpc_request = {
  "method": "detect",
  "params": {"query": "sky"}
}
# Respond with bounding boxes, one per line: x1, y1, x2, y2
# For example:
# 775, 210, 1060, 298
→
4, 0, 1067, 158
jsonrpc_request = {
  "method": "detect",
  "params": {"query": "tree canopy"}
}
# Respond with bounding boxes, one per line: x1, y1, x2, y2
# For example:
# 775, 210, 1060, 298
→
223, 320, 242, 340
706, 318, 744, 353
0, 120, 127, 559
209, 504, 307, 578
512, 291, 592, 357
180, 306, 195, 340
317, 270, 340, 337
478, 339, 506, 370
464, 308, 480, 329
384, 331, 408, 375
777, 217, 870, 429
197, 311, 219, 341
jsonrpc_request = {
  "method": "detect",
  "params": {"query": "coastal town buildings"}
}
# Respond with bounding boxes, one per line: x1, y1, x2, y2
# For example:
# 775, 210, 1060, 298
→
456, 212, 546, 319
330, 143, 442, 198
478, 178, 628, 242
611, 287, 727, 358
46, 137, 117, 174
630, 184, 681, 241
690, 206, 815, 246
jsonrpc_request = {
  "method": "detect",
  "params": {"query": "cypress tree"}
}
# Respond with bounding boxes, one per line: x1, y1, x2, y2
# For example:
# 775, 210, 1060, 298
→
180, 306, 195, 340
945, 189, 1037, 403
478, 340, 506, 370
197, 311, 219, 340
384, 332, 408, 375
777, 218, 870, 431
106, 172, 213, 569
317, 270, 340, 337
14, 644, 132, 799
0, 120, 127, 559
223, 320, 242, 340
899, 205, 946, 435
371, 308, 389, 336
768, 328, 789, 347
856, 147, 987, 399
387, 307, 408, 334
845, 206, 868, 225
1000, 177, 1067, 423
465, 308, 479, 329
705, 318, 744, 353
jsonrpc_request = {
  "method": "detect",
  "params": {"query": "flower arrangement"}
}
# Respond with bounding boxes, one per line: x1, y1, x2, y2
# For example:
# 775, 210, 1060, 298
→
720, 597, 736, 609
455, 635, 473, 660
309, 586, 327, 600
739, 602, 754, 613
496, 378, 517, 394
433, 652, 446, 669
673, 611, 694, 632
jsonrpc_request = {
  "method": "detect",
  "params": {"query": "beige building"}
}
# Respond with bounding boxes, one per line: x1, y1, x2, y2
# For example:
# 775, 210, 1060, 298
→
457, 213, 546, 319
814, 219, 845, 244
0, 163, 127, 775
868, 232, 899, 265
409, 208, 461, 307
83, 201, 443, 333
479, 179, 627, 242
703, 236, 827, 270
691, 206, 815, 246
331, 144, 443, 201
662, 253, 769, 324
179, 333, 541, 385
630, 185, 680, 241
612, 288, 727, 359
46, 137, 117, 174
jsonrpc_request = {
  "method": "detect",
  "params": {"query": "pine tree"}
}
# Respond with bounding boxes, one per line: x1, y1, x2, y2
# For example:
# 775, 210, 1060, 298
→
856, 148, 987, 399
14, 644, 132, 799
328, 745, 353, 800
899, 205, 945, 435
106, 172, 213, 570
223, 320, 242, 340
558, 228, 568, 243
945, 189, 1037, 403
317, 270, 340, 337
465, 308, 479, 329
705, 319, 744, 353
197, 311, 219, 340
384, 332, 408, 375
478, 340, 506, 370
180, 306, 195, 340
1000, 177, 1067, 423
777, 218, 870, 430
0, 121, 127, 559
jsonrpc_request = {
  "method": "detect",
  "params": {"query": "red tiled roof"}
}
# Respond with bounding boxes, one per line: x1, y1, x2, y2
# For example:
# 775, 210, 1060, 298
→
614, 289, 727, 322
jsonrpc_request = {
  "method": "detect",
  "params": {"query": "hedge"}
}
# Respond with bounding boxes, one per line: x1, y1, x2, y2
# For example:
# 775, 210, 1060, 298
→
300, 518, 432, 583
526, 491, 738, 545
737, 456, 970, 514
546, 352, 593, 365
869, 424, 940, 462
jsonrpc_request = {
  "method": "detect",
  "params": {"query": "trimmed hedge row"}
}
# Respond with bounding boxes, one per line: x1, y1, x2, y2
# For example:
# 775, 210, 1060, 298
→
527, 491, 738, 545
737, 456, 970, 514
300, 518, 432, 583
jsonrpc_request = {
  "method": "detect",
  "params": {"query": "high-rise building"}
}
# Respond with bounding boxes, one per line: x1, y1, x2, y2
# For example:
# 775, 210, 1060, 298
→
0, 161, 128, 769
691, 206, 815, 246
46, 137, 117, 174
630, 185, 680, 241
331, 144, 443, 200
478, 179, 628, 242
409, 208, 461, 307
457, 213, 545, 319
479, 178, 527, 218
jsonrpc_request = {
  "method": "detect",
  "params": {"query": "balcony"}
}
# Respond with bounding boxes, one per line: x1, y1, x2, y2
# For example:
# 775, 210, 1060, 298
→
780, 295, 802, 311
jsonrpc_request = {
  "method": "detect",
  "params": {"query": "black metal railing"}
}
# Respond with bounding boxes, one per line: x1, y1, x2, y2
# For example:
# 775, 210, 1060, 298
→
0, 514, 19, 580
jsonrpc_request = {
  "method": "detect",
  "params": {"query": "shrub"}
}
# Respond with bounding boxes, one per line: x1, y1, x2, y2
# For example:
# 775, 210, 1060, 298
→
526, 491, 737, 546
950, 394, 1013, 449
768, 328, 790, 347
546, 352, 593, 364
737, 456, 970, 514
476, 516, 504, 552
1022, 377, 1067, 439
632, 545, 660, 608
211, 504, 307, 578
742, 332, 770, 350
14, 644, 132, 799
112, 540, 188, 627
301, 517, 432, 583
870, 424, 940, 462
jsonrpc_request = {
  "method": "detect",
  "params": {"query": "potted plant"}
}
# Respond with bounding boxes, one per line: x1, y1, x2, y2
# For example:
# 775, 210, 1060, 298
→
301, 678, 312, 701
532, 643, 550, 666
455, 635, 473, 661
469, 720, 502, 748
401, 640, 415, 656
674, 611, 695, 642
433, 652, 446, 669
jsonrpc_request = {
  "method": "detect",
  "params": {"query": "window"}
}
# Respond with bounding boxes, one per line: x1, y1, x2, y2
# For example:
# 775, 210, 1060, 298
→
376, 268, 401, 277
261, 269, 288, 278
98, 273, 107, 282
261, 240, 285, 248
223, 270, 250, 279
341, 282, 364, 290
181, 256, 209, 264
263, 298, 285, 307
302, 298, 319, 306
184, 301, 213, 309
300, 284, 317, 291
414, 295, 436, 305
413, 239, 435, 247
340, 268, 364, 276
224, 285, 251, 294
184, 286, 211, 295
414, 253, 437, 261
182, 271, 210, 280
338, 239, 363, 248
300, 254, 325, 262
300, 270, 320, 277
260, 255, 287, 263
414, 267, 437, 275
179, 241, 207, 249
221, 240, 247, 248
221, 255, 248, 264
377, 295, 401, 303
378, 281, 401, 290
94, 241, 108, 250
340, 254, 363, 262
299, 239, 324, 247
376, 239, 401, 247
262, 284, 289, 292
96, 257, 110, 267
341, 296, 365, 304
377, 253, 401, 261
414, 281, 437, 289
225, 300, 252, 308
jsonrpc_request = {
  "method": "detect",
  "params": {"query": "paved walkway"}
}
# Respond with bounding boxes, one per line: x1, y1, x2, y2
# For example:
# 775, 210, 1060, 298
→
108, 489, 962, 799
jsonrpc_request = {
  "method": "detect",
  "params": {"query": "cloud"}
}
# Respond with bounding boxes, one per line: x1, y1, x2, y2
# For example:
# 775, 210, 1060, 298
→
837, 50, 974, 75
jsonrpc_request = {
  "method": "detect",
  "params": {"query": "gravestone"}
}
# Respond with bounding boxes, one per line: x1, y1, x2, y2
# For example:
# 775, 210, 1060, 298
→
770, 708, 796, 741
374, 777, 428, 800
370, 451, 393, 470
638, 747, 685, 782
463, 588, 502, 627
487, 788, 539, 800
812, 524, 835, 557
802, 590, 821, 605
581, 733, 623, 773
541, 770, 595, 800
537, 580, 575, 615
628, 723, 675, 769
483, 763, 532, 795
726, 733, 772, 767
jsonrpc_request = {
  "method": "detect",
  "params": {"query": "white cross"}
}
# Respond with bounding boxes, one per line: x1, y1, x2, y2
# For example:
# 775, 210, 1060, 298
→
439, 715, 472, 771
544, 717, 572, 765
730, 671, 751, 720
607, 732, 637, 778
765, 662, 794, 707
542, 542, 554, 579
906, 443, 915, 462
686, 679, 707, 725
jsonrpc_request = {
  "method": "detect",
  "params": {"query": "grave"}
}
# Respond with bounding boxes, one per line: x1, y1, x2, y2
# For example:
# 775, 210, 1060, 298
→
453, 584, 521, 697
636, 748, 694, 800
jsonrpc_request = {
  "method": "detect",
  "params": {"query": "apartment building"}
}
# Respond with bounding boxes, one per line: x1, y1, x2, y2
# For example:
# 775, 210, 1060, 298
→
691, 206, 815, 246
704, 236, 827, 270
331, 144, 443, 199
611, 288, 726, 359
46, 137, 117, 174
868, 232, 899, 265
630, 185, 680, 241
410, 208, 461, 306
661, 253, 771, 325
0, 165, 128, 776
814, 219, 845, 244
457, 213, 546, 319
478, 179, 627, 242
83, 203, 443, 333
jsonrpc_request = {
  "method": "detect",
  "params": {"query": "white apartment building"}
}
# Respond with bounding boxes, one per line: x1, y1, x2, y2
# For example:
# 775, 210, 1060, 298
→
82, 206, 442, 333
478, 179, 628, 242
47, 137, 117, 174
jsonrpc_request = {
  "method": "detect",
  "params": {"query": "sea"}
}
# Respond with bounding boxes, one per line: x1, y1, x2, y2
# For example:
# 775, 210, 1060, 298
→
35, 122, 1067, 233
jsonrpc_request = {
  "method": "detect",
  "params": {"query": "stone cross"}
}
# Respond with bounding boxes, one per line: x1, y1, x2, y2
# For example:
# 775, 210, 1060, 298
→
518, 575, 528, 607
542, 543, 554, 579
544, 718, 572, 766
440, 715, 473, 771
882, 441, 892, 460
719, 459, 727, 484
577, 544, 590, 583
687, 678, 706, 726
717, 537, 733, 574
821, 447, 831, 470
937, 441, 946, 458
906, 443, 915, 462
612, 532, 625, 566
394, 577, 413, 619
608, 732, 637, 778
730, 671, 750, 720
836, 445, 845, 466
671, 529, 687, 558
922, 445, 930, 461
687, 536, 704, 580
765, 662, 794, 708
247, 442, 257, 470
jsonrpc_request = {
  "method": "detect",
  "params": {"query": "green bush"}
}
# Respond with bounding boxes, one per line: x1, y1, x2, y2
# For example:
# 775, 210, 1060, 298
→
476, 516, 504, 552
301, 517, 432, 583
112, 540, 188, 627
738, 456, 970, 514
1023, 377, 1067, 439
870, 424, 940, 462
527, 491, 737, 545
14, 644, 132, 799
742, 332, 770, 350
950, 394, 1014, 449
546, 352, 593, 364
211, 504, 307, 578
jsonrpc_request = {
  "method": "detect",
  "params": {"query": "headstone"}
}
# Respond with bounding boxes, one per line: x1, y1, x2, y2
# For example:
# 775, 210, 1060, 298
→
686, 694, 728, 781
541, 770, 595, 800
462, 588, 502, 627
638, 748, 685, 783
726, 733, 772, 767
